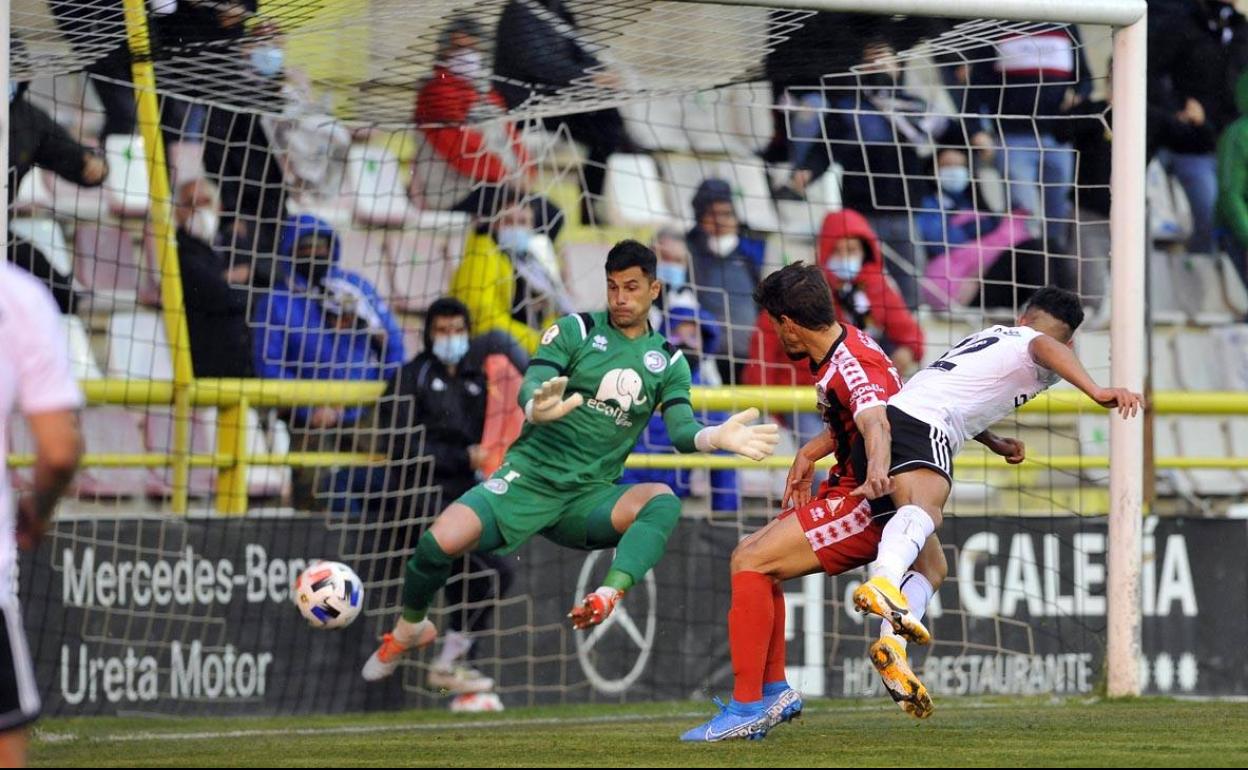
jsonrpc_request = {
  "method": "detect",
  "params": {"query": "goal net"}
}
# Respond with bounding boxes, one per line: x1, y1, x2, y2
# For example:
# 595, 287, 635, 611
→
6, 0, 1158, 715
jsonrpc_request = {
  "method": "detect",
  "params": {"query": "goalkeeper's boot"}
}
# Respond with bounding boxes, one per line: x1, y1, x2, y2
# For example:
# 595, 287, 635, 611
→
361, 619, 436, 682
568, 589, 622, 631
679, 697, 771, 742
869, 635, 933, 719
760, 682, 803, 729
852, 576, 931, 645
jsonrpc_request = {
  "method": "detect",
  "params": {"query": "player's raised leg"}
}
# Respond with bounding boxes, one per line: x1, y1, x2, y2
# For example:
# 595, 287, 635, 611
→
869, 534, 947, 719
563, 482, 682, 630
852, 468, 949, 645
362, 502, 487, 681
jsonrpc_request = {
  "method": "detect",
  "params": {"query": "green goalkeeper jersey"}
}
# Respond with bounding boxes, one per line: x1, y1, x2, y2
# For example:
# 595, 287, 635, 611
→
508, 312, 703, 490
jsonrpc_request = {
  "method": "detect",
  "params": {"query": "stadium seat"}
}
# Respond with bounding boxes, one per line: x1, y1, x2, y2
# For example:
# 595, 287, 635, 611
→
1172, 416, 1245, 496
346, 143, 418, 229
102, 134, 151, 219
11, 168, 52, 216
383, 210, 470, 312
73, 223, 142, 307
62, 314, 103, 381
1171, 331, 1229, 391
604, 153, 674, 227
10, 216, 76, 281
1148, 251, 1187, 325
622, 97, 694, 154
561, 241, 610, 311
1168, 253, 1237, 325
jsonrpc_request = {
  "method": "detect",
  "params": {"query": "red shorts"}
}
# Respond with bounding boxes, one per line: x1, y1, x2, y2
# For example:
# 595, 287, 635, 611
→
780, 479, 883, 576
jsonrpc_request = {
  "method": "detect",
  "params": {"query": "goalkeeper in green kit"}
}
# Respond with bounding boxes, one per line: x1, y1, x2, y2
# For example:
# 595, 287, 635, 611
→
363, 240, 779, 681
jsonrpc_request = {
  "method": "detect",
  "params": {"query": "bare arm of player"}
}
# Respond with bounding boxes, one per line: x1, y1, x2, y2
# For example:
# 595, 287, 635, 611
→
19, 409, 83, 550
1028, 335, 1145, 418
850, 405, 893, 500
974, 430, 1026, 464
783, 430, 838, 508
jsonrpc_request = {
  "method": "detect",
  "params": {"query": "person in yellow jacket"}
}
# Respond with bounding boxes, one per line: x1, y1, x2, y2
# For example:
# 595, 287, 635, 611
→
451, 200, 571, 352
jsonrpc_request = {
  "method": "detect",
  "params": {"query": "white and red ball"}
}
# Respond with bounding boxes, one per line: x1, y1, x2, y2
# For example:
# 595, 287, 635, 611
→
293, 560, 364, 629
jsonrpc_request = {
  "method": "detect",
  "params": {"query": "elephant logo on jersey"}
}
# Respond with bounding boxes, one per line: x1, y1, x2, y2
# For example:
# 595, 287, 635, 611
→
595, 368, 647, 410
587, 368, 647, 428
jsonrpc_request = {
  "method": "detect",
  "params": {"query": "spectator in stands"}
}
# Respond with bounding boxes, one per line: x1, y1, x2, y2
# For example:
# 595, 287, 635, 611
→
415, 14, 563, 240
622, 291, 739, 512
8, 81, 107, 314
253, 214, 406, 509
650, 225, 697, 313
778, 39, 944, 308
686, 179, 765, 385
761, 12, 946, 163
915, 145, 1048, 309
1150, 0, 1248, 254
815, 209, 924, 372
174, 178, 255, 377
451, 198, 574, 353
258, 28, 353, 200
742, 210, 925, 442
493, 0, 637, 225
967, 27, 1091, 258
1217, 69, 1248, 292
341, 298, 522, 696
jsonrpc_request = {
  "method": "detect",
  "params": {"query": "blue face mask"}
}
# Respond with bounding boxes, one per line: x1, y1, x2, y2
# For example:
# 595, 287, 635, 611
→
938, 165, 971, 196
432, 333, 470, 366
656, 262, 687, 289
250, 47, 285, 78
495, 226, 532, 256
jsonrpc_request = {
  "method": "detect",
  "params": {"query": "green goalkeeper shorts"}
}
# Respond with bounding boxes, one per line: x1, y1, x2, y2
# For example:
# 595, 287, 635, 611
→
456, 462, 631, 555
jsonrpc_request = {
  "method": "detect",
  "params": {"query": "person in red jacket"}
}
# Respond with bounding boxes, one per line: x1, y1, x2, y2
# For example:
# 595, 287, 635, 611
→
743, 208, 924, 445
412, 15, 563, 239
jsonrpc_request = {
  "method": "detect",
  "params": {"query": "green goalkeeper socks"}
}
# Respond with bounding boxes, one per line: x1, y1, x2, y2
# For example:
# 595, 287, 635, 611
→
401, 530, 455, 622
606, 493, 682, 589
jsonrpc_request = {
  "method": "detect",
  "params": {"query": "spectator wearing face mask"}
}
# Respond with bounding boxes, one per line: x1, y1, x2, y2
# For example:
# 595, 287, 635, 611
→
253, 214, 406, 431
414, 14, 564, 240
742, 210, 924, 446
778, 39, 945, 308
649, 226, 697, 312
621, 292, 739, 512
451, 198, 574, 353
916, 145, 1047, 309
174, 178, 255, 377
686, 178, 765, 385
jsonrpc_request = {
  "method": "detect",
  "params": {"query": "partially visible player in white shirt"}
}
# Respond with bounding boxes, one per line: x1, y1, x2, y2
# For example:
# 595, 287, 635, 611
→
850, 287, 1144, 650
0, 263, 84, 767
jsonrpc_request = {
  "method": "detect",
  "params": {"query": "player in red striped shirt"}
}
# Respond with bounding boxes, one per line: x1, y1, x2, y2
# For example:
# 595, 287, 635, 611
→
681, 263, 944, 743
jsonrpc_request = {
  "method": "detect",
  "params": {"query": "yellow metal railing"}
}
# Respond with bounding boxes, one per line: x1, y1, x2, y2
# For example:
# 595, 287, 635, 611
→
12, 386, 1247, 513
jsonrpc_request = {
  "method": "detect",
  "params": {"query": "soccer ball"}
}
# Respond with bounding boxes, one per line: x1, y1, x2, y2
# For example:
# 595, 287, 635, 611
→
449, 692, 505, 713
293, 560, 363, 629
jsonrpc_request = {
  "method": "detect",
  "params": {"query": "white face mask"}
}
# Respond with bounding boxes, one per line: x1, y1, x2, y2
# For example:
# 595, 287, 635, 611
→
938, 165, 971, 196
187, 208, 219, 244
710, 233, 739, 257
825, 254, 863, 282
446, 49, 484, 81
250, 47, 284, 78
496, 225, 532, 256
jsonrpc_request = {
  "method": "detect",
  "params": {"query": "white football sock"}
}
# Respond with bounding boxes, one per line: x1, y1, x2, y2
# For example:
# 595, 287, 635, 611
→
872, 505, 936, 585
878, 570, 936, 648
